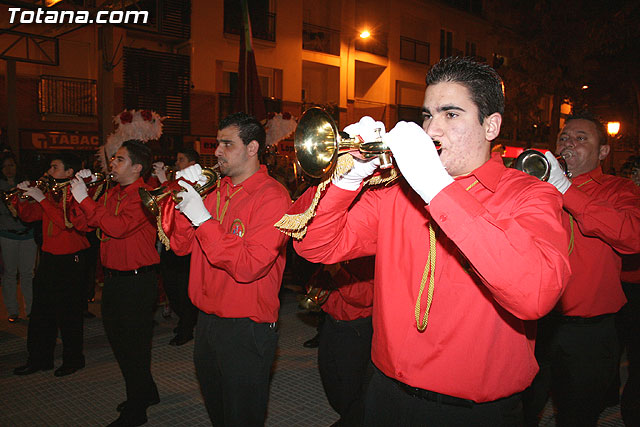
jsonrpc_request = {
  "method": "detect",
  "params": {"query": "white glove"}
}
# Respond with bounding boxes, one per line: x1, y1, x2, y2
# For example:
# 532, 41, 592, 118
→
176, 164, 207, 187
22, 186, 45, 203
343, 116, 386, 142
152, 162, 168, 183
176, 180, 212, 226
70, 177, 89, 203
384, 121, 454, 204
17, 181, 32, 191
332, 157, 380, 191
544, 151, 571, 194
76, 169, 93, 180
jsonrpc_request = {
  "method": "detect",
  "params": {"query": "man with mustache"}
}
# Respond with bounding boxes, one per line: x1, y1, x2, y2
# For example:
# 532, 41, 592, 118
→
169, 112, 291, 426
524, 112, 640, 426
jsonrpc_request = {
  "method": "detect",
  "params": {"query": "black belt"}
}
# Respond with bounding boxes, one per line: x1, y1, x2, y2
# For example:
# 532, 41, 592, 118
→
552, 312, 615, 324
104, 265, 157, 277
391, 377, 474, 408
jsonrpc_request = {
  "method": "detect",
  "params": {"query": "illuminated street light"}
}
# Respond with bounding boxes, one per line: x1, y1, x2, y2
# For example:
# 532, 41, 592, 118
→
581, 85, 589, 90
359, 30, 370, 39
607, 121, 620, 136
607, 121, 621, 173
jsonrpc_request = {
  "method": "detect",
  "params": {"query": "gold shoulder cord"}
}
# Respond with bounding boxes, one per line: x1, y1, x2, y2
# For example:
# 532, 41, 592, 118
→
567, 178, 593, 256
415, 179, 479, 332
96, 181, 116, 242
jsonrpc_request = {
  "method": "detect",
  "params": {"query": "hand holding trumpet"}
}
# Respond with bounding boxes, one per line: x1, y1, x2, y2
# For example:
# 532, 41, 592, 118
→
174, 164, 212, 227
17, 180, 46, 202
384, 121, 453, 204
70, 170, 91, 203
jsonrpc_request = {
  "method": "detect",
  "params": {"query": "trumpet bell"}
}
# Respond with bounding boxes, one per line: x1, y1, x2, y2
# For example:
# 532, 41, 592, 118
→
513, 149, 571, 182
294, 107, 339, 178
139, 186, 170, 217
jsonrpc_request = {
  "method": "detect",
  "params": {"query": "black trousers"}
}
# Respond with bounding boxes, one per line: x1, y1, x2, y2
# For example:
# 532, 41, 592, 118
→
364, 367, 524, 427
160, 250, 197, 337
102, 269, 158, 411
523, 313, 620, 427
619, 282, 640, 426
193, 312, 278, 427
318, 314, 373, 426
27, 251, 85, 367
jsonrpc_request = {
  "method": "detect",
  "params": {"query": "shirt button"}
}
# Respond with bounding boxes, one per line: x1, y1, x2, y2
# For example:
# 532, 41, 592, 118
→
439, 214, 447, 222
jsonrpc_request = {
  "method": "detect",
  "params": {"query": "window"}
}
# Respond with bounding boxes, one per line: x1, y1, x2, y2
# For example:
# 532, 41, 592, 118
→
465, 41, 477, 57
440, 30, 453, 58
223, 0, 275, 42
123, 47, 190, 136
39, 76, 96, 117
400, 37, 430, 64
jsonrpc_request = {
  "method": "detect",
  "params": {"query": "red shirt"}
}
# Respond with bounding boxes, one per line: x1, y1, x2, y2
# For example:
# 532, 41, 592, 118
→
556, 166, 640, 316
294, 153, 570, 402
17, 192, 89, 255
79, 177, 160, 271
323, 256, 374, 321
171, 165, 291, 323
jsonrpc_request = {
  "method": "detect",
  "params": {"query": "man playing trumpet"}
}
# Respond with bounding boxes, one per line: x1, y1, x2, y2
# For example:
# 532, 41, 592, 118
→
70, 140, 160, 427
294, 57, 571, 425
167, 112, 291, 425
13, 152, 89, 378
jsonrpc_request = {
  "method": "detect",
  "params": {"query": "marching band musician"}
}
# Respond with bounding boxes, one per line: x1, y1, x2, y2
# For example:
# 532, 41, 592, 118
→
13, 152, 89, 378
70, 140, 160, 427
293, 57, 571, 425
523, 112, 640, 426
168, 113, 291, 426
316, 256, 375, 427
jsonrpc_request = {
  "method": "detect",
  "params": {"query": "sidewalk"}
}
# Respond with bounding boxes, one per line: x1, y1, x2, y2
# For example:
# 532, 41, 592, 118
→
0, 286, 625, 426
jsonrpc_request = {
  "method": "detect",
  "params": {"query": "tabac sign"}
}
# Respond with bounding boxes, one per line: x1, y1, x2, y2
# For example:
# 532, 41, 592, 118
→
21, 131, 99, 150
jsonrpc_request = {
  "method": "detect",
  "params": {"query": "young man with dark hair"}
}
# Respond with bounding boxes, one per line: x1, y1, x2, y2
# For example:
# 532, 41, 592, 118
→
71, 139, 160, 427
294, 57, 571, 425
523, 112, 640, 426
13, 152, 89, 377
168, 112, 291, 425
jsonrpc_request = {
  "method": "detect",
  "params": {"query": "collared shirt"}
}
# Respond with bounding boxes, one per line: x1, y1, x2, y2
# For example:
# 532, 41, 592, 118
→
322, 256, 374, 321
79, 177, 159, 271
556, 166, 640, 316
17, 191, 89, 255
171, 165, 291, 323
294, 153, 570, 402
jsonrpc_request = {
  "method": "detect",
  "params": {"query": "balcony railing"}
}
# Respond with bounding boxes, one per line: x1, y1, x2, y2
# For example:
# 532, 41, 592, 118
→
303, 23, 340, 56
224, 11, 276, 42
38, 75, 97, 117
356, 33, 388, 57
400, 37, 430, 64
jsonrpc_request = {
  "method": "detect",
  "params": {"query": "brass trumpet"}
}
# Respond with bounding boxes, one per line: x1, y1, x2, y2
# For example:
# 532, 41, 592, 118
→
48, 172, 111, 193
139, 165, 220, 217
294, 107, 392, 178
514, 149, 571, 182
299, 286, 331, 312
0, 176, 56, 202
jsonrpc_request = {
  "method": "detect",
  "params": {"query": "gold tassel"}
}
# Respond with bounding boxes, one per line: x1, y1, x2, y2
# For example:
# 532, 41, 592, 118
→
275, 155, 354, 239
274, 155, 401, 239
157, 214, 171, 251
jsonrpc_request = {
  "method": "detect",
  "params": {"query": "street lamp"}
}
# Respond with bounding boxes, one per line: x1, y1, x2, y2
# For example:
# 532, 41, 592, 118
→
345, 30, 371, 113
607, 121, 620, 173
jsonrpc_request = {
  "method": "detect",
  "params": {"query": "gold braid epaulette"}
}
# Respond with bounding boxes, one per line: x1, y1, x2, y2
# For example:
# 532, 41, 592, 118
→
274, 154, 400, 240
